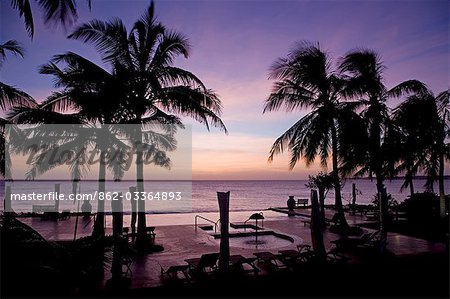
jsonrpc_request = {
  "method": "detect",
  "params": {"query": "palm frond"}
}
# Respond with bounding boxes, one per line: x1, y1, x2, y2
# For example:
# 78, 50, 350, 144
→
68, 18, 130, 65
10, 0, 34, 38
150, 30, 190, 68
385, 80, 428, 98
0, 81, 36, 110
0, 40, 24, 67
159, 86, 227, 133
263, 79, 315, 113
37, 0, 78, 28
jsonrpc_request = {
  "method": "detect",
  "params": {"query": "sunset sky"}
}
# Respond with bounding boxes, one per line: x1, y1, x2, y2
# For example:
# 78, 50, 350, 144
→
1, 0, 449, 180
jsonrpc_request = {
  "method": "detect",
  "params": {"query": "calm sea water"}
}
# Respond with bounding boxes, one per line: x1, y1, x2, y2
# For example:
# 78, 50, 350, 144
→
1, 179, 448, 214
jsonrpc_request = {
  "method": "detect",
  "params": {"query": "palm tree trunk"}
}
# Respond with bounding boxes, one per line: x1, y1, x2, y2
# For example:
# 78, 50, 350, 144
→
407, 165, 415, 197
372, 112, 388, 252
318, 187, 326, 230
376, 175, 388, 252
135, 125, 147, 247
409, 177, 415, 198
438, 152, 446, 219
92, 150, 106, 238
330, 123, 348, 227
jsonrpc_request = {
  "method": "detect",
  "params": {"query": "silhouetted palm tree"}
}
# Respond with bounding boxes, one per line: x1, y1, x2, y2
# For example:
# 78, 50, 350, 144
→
391, 93, 438, 197
68, 1, 227, 246
433, 90, 450, 219
0, 40, 35, 112
0, 40, 36, 178
264, 41, 361, 228
392, 89, 449, 219
339, 49, 427, 243
9, 52, 129, 238
10, 0, 91, 39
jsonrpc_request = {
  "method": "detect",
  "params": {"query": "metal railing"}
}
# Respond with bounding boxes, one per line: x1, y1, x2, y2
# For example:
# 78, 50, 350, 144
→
195, 215, 219, 232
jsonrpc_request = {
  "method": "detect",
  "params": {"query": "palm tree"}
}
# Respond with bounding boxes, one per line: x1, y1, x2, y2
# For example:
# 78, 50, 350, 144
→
391, 93, 438, 197
10, 0, 91, 39
0, 40, 36, 179
263, 41, 359, 228
9, 52, 130, 238
338, 49, 427, 244
68, 1, 227, 246
306, 172, 334, 228
433, 90, 450, 219
0, 40, 35, 112
391, 89, 449, 220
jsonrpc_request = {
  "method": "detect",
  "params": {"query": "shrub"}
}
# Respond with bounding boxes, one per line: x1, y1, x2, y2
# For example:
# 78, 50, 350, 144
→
399, 192, 439, 224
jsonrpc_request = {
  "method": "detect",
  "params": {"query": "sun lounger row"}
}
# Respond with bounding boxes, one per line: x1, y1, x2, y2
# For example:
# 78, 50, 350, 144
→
160, 252, 260, 283
160, 243, 351, 284
331, 230, 387, 251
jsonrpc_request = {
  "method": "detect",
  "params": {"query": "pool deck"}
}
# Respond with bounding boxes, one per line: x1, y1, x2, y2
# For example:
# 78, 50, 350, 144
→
17, 209, 447, 290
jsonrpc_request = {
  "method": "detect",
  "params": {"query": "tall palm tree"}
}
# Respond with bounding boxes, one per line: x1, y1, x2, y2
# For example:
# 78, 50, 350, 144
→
338, 49, 427, 244
433, 90, 450, 219
9, 52, 130, 238
0, 40, 35, 112
391, 89, 449, 219
10, 0, 91, 39
0, 40, 36, 179
263, 41, 360, 228
68, 1, 227, 246
391, 93, 438, 197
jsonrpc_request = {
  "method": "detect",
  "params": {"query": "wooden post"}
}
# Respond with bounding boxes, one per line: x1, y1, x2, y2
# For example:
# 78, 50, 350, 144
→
217, 191, 230, 272
352, 183, 356, 210
4, 185, 11, 213
378, 186, 388, 254
129, 186, 137, 235
111, 194, 124, 283
112, 192, 124, 240
310, 189, 326, 261
54, 183, 60, 213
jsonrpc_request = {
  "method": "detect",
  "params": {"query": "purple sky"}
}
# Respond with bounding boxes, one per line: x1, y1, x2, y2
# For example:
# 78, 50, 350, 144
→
1, 0, 449, 179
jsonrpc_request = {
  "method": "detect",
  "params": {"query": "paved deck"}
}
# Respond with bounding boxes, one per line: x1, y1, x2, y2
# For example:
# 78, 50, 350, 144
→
18, 210, 447, 290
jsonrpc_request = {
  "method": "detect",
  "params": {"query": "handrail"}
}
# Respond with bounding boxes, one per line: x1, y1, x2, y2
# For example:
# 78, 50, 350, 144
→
215, 218, 221, 230
195, 215, 219, 232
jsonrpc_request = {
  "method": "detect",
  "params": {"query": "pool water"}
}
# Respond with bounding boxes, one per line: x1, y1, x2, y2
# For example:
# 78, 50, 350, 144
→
211, 232, 299, 249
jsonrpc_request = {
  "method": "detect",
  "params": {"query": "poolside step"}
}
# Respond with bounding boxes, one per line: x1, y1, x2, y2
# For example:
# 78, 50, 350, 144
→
269, 207, 310, 218
199, 225, 214, 231
230, 222, 263, 230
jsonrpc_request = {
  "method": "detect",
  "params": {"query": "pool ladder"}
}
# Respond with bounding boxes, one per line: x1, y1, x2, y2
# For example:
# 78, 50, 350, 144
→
194, 215, 220, 233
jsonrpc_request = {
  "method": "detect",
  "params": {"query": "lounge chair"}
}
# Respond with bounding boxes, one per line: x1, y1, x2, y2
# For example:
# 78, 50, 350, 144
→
160, 264, 191, 283
356, 231, 388, 251
229, 255, 260, 275
253, 251, 288, 271
185, 253, 219, 276
331, 230, 380, 249
278, 244, 313, 265
326, 247, 351, 263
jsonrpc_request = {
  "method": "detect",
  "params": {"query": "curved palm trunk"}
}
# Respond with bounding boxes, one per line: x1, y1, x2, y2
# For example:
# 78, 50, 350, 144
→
92, 150, 106, 238
406, 168, 415, 197
330, 123, 348, 227
406, 163, 415, 197
135, 126, 147, 247
318, 187, 326, 229
409, 179, 415, 198
376, 175, 388, 249
372, 114, 388, 252
438, 152, 446, 219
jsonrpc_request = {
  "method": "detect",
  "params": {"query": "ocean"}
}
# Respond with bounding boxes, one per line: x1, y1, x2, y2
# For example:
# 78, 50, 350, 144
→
1, 179, 447, 214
